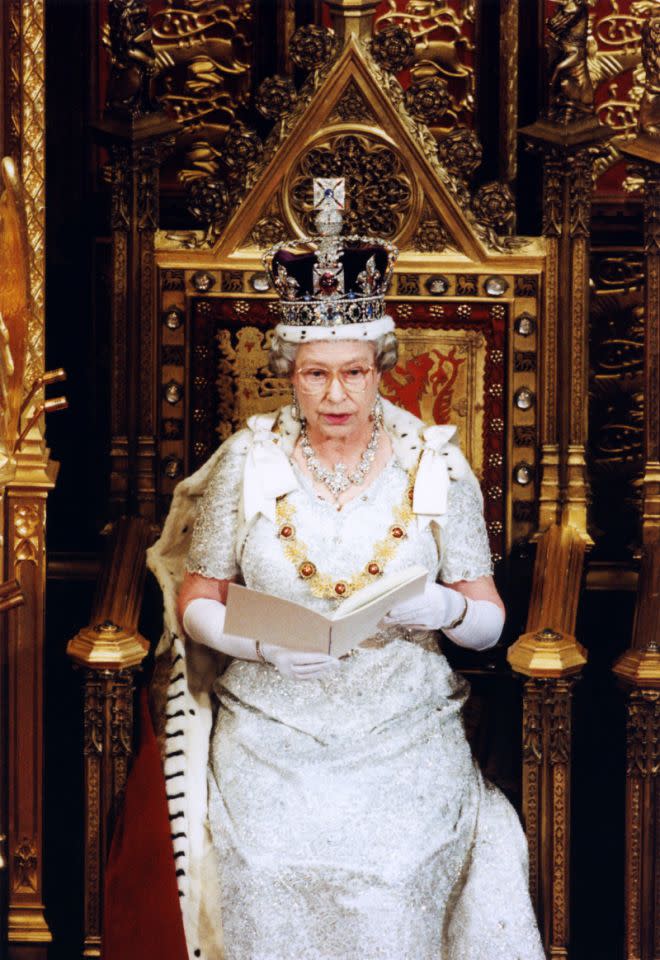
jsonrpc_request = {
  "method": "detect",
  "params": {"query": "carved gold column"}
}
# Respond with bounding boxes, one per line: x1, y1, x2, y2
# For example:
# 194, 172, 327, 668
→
2, 0, 54, 947
499, 0, 519, 185
67, 518, 152, 959
508, 523, 588, 959
613, 545, 660, 960
325, 0, 379, 43
96, 118, 175, 520
95, 0, 176, 520
520, 121, 609, 538
4, 456, 57, 955
520, 0, 611, 539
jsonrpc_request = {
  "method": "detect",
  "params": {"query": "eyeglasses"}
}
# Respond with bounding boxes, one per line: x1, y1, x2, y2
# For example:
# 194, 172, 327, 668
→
294, 364, 375, 395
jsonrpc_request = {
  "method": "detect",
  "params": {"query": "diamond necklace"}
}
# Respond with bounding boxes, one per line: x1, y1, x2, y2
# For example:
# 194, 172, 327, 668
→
300, 419, 380, 501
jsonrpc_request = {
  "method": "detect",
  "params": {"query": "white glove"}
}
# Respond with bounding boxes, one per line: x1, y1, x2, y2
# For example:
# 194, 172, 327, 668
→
260, 643, 340, 680
383, 581, 465, 631
182, 597, 340, 680
383, 581, 504, 651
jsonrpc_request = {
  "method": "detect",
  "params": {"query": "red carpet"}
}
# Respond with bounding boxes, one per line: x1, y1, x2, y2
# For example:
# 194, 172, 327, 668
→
104, 690, 188, 960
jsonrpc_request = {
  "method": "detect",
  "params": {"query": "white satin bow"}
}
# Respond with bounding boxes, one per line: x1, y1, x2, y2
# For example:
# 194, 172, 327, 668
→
242, 414, 298, 525
412, 424, 463, 518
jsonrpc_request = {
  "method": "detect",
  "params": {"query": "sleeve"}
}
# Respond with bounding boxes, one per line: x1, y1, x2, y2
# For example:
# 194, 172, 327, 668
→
437, 468, 494, 584
185, 431, 250, 581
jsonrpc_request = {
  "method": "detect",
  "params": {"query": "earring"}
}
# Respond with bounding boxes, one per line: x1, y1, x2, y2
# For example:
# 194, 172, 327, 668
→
371, 395, 384, 427
291, 389, 301, 422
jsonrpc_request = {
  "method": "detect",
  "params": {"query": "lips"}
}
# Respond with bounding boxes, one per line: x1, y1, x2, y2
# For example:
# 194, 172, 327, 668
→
321, 413, 352, 424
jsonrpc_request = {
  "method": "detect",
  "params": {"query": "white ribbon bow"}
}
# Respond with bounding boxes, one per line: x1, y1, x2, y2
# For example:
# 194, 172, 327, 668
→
242, 414, 298, 525
412, 424, 459, 517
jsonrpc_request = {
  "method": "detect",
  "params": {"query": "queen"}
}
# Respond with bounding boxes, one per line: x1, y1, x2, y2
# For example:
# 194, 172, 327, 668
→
145, 180, 545, 960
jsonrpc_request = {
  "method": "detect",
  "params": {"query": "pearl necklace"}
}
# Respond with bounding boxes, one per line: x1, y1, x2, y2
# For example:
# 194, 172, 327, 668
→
300, 419, 380, 502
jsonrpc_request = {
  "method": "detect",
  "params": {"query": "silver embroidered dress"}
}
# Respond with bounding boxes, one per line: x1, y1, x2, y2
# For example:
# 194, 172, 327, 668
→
185, 415, 545, 960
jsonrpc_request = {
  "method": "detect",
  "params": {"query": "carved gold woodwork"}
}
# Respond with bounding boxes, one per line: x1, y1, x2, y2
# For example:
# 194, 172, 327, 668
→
151, 0, 253, 187
2, 461, 57, 954
617, 13, 660, 546
286, 131, 418, 240
584, 2, 657, 192
0, 579, 23, 613
95, 111, 177, 520
508, 523, 587, 959
499, 0, 519, 185
2, 5, 55, 943
613, 543, 660, 959
178, 33, 531, 263
6, 0, 46, 391
521, 117, 611, 542
587, 249, 648, 572
373, 0, 476, 133
67, 517, 152, 958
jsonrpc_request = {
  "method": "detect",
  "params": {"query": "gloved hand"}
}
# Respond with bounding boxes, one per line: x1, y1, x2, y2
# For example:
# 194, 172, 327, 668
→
182, 597, 340, 680
260, 643, 340, 680
383, 580, 466, 631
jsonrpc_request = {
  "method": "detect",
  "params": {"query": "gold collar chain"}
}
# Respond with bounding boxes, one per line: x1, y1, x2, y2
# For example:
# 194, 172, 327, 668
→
274, 470, 416, 601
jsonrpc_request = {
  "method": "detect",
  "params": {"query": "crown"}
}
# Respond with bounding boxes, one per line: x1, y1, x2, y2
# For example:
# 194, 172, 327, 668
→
262, 179, 398, 339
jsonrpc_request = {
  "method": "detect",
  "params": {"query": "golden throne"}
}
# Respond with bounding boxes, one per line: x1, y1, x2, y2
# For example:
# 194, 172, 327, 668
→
62, 1, 660, 959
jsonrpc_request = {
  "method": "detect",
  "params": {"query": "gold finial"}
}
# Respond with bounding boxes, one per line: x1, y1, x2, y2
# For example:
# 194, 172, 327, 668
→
67, 618, 150, 671
507, 626, 587, 678
324, 0, 380, 43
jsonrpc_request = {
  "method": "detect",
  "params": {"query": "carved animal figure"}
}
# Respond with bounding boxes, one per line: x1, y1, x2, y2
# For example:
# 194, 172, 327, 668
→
104, 0, 156, 117
639, 16, 660, 137
547, 0, 595, 121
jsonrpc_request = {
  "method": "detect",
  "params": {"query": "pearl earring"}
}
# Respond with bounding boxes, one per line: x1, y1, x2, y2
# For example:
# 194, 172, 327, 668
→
371, 395, 384, 426
291, 390, 301, 422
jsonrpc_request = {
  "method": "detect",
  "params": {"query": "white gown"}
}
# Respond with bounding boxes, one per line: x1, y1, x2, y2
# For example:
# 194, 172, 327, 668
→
185, 429, 546, 960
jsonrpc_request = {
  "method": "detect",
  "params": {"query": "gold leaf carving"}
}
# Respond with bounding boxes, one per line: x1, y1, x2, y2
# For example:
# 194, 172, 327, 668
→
13, 837, 38, 893
289, 132, 414, 239
329, 80, 378, 124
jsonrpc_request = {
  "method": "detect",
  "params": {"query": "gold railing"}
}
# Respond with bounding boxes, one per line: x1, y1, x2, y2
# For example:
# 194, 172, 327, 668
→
507, 522, 588, 960
67, 517, 153, 959
613, 543, 660, 959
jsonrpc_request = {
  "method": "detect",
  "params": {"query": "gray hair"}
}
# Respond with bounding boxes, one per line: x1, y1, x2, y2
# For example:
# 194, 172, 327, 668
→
268, 330, 399, 377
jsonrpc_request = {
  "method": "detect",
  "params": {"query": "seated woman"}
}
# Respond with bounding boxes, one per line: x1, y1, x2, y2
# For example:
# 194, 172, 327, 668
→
149, 182, 545, 960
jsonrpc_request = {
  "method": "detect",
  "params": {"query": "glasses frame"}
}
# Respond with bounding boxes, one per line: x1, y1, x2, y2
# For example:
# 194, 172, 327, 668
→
293, 363, 376, 396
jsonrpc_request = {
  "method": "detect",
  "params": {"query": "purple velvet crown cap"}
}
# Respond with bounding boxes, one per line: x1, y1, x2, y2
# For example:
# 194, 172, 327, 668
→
272, 245, 389, 297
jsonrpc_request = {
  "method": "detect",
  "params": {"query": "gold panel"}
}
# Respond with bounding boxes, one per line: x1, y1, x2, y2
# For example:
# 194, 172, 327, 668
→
380, 327, 485, 478
217, 325, 289, 436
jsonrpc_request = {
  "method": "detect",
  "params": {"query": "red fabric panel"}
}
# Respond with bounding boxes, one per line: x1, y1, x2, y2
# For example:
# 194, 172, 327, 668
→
104, 689, 188, 960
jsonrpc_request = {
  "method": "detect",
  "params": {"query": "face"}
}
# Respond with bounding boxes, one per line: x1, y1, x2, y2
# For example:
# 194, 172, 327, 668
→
291, 340, 380, 441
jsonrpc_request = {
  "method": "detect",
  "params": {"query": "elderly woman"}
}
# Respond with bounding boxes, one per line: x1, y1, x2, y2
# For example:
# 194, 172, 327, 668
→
147, 184, 544, 960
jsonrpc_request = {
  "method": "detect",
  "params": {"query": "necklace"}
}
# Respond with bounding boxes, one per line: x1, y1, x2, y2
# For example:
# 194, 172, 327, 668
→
275, 470, 416, 600
300, 419, 380, 502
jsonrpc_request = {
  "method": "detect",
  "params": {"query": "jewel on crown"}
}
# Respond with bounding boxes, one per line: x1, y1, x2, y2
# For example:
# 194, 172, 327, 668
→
263, 177, 398, 329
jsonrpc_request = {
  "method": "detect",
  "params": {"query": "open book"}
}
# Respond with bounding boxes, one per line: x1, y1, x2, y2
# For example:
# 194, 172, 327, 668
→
224, 565, 428, 659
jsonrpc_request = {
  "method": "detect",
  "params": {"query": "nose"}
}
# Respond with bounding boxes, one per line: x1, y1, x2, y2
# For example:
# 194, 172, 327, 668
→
326, 371, 348, 402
